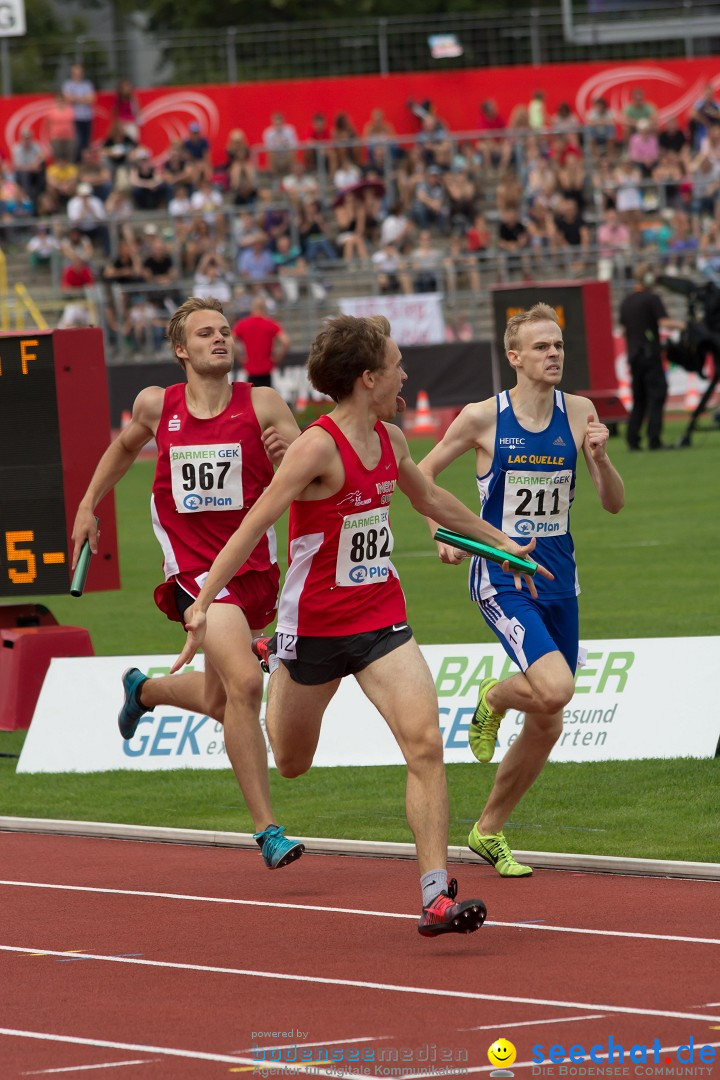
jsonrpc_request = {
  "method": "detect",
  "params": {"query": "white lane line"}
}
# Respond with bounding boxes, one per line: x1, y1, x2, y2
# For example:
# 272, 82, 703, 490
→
460, 1014, 606, 1032
23, 1059, 160, 1075
0, 1030, 385, 1078
2, 946, 719, 1023
0, 880, 716, 946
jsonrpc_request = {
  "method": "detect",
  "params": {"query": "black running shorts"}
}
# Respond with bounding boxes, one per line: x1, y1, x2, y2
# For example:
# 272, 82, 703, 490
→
274, 623, 413, 685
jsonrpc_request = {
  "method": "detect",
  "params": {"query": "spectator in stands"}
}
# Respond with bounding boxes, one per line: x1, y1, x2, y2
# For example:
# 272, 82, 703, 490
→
237, 231, 278, 298
190, 178, 224, 226
232, 294, 289, 387
525, 199, 556, 271
179, 215, 217, 275
629, 118, 660, 178
334, 190, 370, 263
652, 149, 686, 211
193, 251, 233, 304
411, 165, 450, 232
298, 199, 338, 264
60, 245, 95, 298
586, 96, 617, 159
552, 102, 581, 137
78, 145, 113, 202
281, 159, 319, 210
477, 98, 507, 169
168, 183, 193, 220
363, 108, 397, 171
182, 123, 213, 187
495, 167, 524, 214
613, 156, 645, 224
124, 294, 165, 352
111, 78, 140, 142
556, 151, 588, 215
11, 128, 45, 212
658, 115, 688, 158
103, 235, 144, 289
688, 153, 720, 219
466, 211, 492, 263
219, 128, 252, 194
333, 158, 361, 192
372, 241, 411, 295
102, 119, 137, 191
303, 112, 331, 173
328, 112, 360, 176
444, 168, 477, 230
596, 205, 632, 281
130, 149, 167, 211
273, 234, 326, 304
697, 217, 720, 284
443, 230, 482, 297
690, 84, 720, 152
553, 197, 591, 276
528, 89, 548, 132
66, 181, 109, 254
416, 113, 453, 171
0, 166, 33, 240
160, 140, 195, 195
256, 185, 291, 251
263, 112, 298, 176
497, 206, 531, 279
142, 234, 179, 310
43, 92, 77, 164
27, 223, 60, 274
45, 153, 79, 209
62, 63, 96, 160
663, 208, 699, 274
409, 228, 443, 292
623, 87, 657, 138
379, 200, 412, 251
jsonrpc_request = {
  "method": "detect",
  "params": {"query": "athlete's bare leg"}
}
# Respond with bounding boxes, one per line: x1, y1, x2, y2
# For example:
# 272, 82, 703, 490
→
138, 669, 224, 720
475, 650, 573, 834
355, 638, 448, 875
264, 663, 341, 777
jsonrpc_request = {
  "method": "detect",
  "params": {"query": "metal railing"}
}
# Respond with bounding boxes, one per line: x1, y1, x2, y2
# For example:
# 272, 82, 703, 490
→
3, 3, 720, 95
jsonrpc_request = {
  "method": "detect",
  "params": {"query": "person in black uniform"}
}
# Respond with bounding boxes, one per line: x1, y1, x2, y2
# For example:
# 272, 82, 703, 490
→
619, 263, 685, 450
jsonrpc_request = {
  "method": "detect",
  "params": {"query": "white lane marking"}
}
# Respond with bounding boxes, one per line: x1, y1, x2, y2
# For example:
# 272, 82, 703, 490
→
0, 880, 716, 946
460, 1014, 605, 1032
2, 946, 719, 1023
23, 1059, 160, 1075
0, 1030, 385, 1078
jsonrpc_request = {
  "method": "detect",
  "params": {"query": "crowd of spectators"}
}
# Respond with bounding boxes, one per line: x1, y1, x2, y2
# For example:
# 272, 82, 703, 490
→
3, 77, 720, 348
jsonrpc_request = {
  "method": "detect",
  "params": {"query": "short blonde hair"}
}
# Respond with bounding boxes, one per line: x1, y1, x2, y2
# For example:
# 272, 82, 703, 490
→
504, 303, 560, 355
167, 296, 225, 369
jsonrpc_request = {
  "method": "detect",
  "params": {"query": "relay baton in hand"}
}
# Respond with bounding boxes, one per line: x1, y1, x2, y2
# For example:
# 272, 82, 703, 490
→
70, 517, 98, 597
433, 527, 538, 577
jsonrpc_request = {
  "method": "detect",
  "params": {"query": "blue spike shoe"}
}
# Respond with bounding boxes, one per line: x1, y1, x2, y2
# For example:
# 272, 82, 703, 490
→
254, 824, 305, 869
118, 667, 153, 740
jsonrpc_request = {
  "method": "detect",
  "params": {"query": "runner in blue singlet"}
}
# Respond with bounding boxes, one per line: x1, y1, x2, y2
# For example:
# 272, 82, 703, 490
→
419, 303, 625, 878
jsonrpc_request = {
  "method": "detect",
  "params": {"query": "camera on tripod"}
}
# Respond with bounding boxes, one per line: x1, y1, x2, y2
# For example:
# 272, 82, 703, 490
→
656, 274, 720, 374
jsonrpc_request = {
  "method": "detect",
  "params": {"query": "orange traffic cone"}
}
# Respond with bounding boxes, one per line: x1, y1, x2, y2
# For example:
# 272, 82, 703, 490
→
684, 372, 701, 411
121, 409, 131, 428
413, 390, 438, 435
616, 361, 632, 412
295, 388, 308, 414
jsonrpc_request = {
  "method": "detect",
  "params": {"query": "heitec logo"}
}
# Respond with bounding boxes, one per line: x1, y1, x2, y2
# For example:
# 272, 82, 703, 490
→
516, 519, 535, 534
349, 565, 368, 583
183, 493, 203, 511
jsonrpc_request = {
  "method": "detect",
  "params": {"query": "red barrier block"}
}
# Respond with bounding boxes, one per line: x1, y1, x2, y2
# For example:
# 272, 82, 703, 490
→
0, 625, 94, 731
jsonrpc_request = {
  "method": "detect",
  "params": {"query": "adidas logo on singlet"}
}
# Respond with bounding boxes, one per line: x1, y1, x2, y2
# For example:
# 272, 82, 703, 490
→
553, 435, 566, 446
168, 415, 181, 431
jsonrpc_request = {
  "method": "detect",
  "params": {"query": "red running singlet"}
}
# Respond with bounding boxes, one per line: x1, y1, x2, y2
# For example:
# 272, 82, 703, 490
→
151, 381, 277, 581
276, 414, 407, 638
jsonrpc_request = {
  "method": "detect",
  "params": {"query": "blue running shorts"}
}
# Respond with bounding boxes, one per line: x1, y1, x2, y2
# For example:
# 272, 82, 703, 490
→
478, 590, 580, 674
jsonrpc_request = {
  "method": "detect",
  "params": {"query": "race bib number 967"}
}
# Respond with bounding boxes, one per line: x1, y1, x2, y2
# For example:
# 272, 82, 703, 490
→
170, 443, 244, 513
502, 469, 572, 537
336, 507, 394, 587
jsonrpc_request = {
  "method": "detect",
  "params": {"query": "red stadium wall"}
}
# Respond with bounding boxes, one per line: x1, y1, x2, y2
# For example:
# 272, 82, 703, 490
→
2, 55, 718, 162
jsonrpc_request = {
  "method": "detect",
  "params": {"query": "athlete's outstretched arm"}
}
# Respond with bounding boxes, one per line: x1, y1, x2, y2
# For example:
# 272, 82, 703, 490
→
387, 425, 551, 596
71, 386, 162, 567
171, 427, 336, 671
573, 400, 625, 514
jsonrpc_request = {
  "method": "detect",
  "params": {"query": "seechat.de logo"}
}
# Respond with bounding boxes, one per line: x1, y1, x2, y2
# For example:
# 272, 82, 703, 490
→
183, 493, 203, 511
349, 565, 368, 583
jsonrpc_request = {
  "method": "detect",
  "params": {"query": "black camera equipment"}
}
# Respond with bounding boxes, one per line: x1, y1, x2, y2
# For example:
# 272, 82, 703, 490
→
656, 274, 720, 447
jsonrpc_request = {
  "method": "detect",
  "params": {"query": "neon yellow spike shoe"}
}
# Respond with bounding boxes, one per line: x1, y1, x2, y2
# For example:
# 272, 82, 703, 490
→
468, 825, 533, 878
468, 677, 505, 762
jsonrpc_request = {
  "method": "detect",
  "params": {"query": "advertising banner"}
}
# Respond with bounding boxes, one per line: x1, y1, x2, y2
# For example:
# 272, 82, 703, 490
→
17, 638, 719, 774
339, 294, 445, 346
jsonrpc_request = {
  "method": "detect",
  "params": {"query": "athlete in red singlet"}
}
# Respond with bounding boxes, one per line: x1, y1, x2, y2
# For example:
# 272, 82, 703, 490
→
71, 297, 304, 870
172, 314, 547, 936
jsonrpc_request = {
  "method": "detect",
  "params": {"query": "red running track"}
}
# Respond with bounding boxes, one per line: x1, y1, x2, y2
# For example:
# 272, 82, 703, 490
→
0, 831, 718, 1080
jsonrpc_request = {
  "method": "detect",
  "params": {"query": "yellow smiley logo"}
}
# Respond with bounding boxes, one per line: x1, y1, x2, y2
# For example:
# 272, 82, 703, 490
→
488, 1039, 517, 1068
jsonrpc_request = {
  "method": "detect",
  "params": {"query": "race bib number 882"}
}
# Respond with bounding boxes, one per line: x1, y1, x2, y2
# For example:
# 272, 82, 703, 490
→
336, 507, 394, 587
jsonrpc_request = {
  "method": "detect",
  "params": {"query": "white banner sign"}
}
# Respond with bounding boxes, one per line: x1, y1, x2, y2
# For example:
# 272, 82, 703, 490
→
17, 638, 720, 774
338, 293, 445, 345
